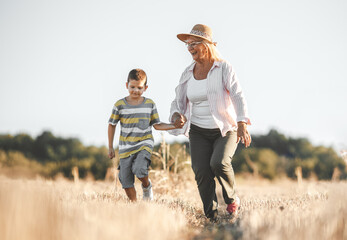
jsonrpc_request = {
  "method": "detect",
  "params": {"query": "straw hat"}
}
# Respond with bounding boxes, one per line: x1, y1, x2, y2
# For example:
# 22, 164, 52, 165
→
177, 24, 215, 44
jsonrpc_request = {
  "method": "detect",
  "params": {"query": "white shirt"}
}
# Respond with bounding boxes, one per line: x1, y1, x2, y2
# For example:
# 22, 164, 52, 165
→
187, 75, 218, 129
169, 60, 251, 137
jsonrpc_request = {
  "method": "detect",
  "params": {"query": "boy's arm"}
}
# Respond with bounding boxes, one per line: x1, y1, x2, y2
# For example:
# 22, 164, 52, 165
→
108, 124, 116, 159
153, 122, 179, 131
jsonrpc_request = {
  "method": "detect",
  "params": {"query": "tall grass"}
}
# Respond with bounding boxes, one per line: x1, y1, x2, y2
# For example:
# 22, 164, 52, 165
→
0, 172, 346, 240
0, 175, 188, 240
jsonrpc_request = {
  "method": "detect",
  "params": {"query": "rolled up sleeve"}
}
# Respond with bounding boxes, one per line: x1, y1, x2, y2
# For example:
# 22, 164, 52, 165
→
168, 70, 191, 136
224, 64, 251, 125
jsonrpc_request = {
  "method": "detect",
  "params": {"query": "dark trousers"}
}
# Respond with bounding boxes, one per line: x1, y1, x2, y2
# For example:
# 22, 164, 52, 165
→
189, 124, 238, 219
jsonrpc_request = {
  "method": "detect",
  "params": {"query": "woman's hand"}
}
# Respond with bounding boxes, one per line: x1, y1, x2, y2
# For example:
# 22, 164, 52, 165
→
172, 112, 187, 128
237, 122, 251, 148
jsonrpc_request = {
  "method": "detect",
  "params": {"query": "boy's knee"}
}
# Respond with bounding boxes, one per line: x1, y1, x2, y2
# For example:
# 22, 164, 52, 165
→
132, 151, 151, 178
133, 165, 148, 178
118, 176, 134, 189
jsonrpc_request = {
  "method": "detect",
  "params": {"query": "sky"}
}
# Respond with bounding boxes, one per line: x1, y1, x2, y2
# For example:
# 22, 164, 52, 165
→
1, 0, 347, 152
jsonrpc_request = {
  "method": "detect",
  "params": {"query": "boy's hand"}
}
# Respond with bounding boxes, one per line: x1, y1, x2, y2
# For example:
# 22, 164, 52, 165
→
108, 148, 115, 159
175, 123, 183, 129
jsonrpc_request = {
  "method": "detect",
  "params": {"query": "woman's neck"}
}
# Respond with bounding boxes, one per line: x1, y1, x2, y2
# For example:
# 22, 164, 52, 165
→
195, 58, 213, 68
193, 59, 214, 80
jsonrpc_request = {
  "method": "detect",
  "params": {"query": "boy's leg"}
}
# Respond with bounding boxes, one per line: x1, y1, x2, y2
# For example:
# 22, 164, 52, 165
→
138, 175, 150, 188
124, 187, 137, 201
132, 151, 153, 200
140, 178, 153, 201
132, 150, 151, 182
119, 155, 136, 201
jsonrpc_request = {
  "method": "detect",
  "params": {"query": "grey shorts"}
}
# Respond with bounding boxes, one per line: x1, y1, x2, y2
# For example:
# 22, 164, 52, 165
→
118, 150, 151, 189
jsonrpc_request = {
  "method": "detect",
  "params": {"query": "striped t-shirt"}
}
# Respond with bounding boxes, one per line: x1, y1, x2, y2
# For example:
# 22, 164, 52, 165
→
108, 97, 160, 159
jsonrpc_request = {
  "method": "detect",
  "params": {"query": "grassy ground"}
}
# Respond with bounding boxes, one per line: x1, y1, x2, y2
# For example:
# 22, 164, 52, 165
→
0, 171, 346, 240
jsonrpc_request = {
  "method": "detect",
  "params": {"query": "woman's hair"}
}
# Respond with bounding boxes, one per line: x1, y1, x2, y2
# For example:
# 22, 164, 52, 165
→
202, 41, 223, 62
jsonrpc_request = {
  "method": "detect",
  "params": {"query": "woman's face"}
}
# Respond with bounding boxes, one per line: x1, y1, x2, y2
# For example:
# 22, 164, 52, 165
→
185, 37, 209, 62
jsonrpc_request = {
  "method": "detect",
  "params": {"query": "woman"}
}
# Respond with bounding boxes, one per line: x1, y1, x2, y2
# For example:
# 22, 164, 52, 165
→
169, 24, 251, 221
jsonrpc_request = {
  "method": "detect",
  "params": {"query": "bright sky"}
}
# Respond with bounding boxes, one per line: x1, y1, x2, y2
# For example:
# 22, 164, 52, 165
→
1, 0, 347, 151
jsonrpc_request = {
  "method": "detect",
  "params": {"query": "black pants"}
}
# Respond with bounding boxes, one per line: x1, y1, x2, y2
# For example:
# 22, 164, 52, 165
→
189, 124, 238, 219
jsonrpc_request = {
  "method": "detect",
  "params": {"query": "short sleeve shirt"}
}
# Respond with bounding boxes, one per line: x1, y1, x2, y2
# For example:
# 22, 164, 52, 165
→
108, 97, 160, 159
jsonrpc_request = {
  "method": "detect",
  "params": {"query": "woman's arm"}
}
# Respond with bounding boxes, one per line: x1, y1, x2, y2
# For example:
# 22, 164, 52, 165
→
222, 62, 251, 147
169, 68, 190, 122
223, 62, 251, 125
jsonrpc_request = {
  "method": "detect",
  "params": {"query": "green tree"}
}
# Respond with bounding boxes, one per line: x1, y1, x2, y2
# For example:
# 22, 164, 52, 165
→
313, 146, 345, 180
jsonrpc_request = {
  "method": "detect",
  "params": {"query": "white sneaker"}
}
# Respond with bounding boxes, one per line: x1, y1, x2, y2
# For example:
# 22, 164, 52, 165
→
142, 179, 153, 201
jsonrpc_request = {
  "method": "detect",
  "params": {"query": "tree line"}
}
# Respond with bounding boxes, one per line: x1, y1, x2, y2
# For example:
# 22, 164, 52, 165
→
0, 129, 345, 180
0, 131, 111, 179
233, 129, 346, 180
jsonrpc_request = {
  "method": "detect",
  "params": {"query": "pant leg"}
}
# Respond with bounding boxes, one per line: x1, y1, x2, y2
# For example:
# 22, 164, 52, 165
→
132, 150, 151, 178
210, 130, 238, 204
189, 125, 218, 219
118, 155, 135, 189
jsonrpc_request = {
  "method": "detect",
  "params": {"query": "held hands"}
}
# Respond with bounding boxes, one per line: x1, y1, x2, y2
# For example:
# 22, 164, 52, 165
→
108, 148, 115, 159
237, 122, 251, 148
172, 112, 187, 128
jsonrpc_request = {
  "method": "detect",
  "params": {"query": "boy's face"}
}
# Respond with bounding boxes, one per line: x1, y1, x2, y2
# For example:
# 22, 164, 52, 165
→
126, 79, 148, 99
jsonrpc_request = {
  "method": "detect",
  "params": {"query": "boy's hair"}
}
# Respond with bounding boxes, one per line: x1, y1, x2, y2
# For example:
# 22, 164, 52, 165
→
127, 69, 147, 85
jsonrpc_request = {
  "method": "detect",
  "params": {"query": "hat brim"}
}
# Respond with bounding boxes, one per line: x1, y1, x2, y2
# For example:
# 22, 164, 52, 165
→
177, 33, 213, 44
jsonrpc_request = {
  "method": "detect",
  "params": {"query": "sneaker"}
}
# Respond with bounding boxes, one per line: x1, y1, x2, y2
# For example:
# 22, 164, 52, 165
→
142, 179, 153, 201
226, 196, 240, 216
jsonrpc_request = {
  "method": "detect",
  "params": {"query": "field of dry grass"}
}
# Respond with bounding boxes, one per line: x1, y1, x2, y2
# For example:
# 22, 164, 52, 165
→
0, 170, 346, 240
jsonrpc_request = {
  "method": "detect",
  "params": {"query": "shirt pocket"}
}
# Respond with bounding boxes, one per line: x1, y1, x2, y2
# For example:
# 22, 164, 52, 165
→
138, 119, 149, 130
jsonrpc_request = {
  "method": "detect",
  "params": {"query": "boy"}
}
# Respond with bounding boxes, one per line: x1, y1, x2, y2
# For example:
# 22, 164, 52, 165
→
108, 69, 178, 202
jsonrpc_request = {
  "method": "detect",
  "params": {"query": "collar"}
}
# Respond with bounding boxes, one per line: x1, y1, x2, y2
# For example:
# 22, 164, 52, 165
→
181, 61, 222, 84
187, 60, 221, 72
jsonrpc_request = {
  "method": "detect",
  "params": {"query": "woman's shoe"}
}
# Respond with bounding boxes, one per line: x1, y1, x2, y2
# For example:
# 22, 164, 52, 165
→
226, 196, 240, 217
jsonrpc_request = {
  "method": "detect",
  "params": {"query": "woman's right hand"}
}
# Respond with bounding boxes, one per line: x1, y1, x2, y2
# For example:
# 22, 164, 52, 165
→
172, 112, 187, 128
